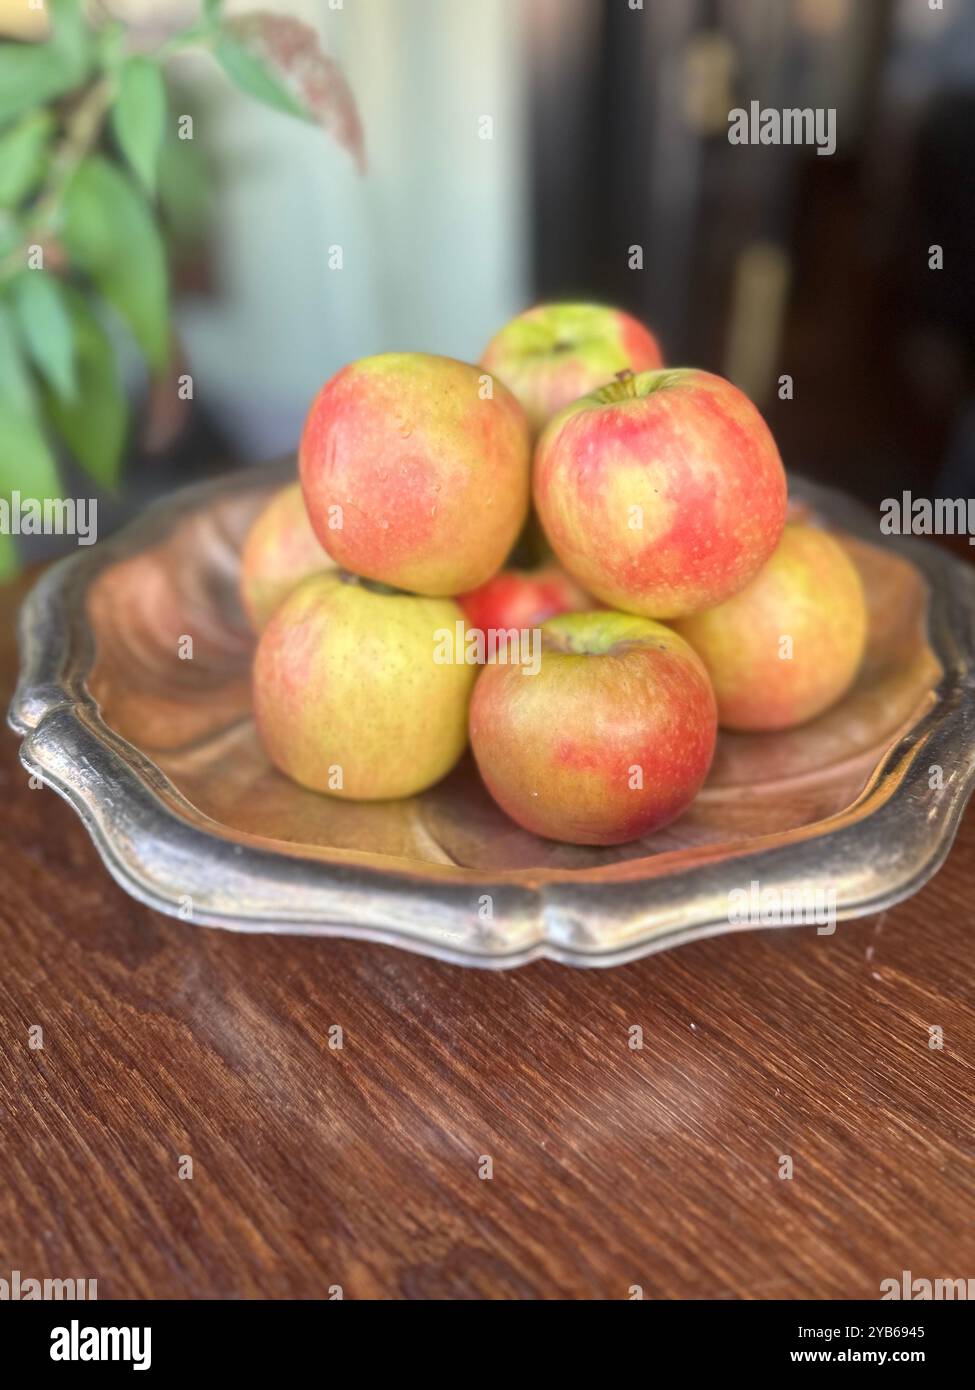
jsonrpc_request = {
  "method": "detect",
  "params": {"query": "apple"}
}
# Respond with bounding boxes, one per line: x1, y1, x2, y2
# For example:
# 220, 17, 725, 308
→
458, 563, 592, 634
299, 352, 531, 596
480, 302, 664, 435
673, 523, 868, 731
253, 572, 476, 799
533, 367, 788, 620
239, 482, 335, 632
469, 611, 716, 845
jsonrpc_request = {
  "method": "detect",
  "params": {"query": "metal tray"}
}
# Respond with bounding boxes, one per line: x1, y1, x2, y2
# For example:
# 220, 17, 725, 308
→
10, 462, 975, 967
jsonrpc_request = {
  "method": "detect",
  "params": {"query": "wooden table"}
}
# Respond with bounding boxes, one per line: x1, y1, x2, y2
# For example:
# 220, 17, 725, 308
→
1, 574, 973, 1300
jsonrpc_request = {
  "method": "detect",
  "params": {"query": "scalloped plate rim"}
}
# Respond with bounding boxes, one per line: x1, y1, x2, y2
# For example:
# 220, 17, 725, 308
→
9, 465, 975, 968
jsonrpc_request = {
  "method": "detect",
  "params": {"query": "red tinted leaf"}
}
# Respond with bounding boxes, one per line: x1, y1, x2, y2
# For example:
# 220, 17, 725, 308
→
224, 12, 365, 171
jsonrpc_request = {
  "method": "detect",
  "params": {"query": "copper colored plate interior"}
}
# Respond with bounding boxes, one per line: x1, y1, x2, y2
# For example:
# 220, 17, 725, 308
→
83, 484, 942, 886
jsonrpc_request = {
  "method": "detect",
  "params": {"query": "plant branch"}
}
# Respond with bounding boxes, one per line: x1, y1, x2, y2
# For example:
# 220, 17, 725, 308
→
0, 75, 113, 286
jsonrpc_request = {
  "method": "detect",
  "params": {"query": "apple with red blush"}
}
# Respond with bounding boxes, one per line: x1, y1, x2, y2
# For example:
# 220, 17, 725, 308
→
300, 352, 531, 597
469, 610, 716, 845
458, 564, 592, 634
674, 523, 868, 730
480, 302, 664, 435
533, 367, 788, 620
239, 482, 335, 632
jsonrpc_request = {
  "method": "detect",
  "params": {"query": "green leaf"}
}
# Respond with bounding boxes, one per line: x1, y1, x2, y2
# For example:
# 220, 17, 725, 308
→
0, 211, 19, 261
45, 289, 127, 490
0, 0, 91, 127
204, 0, 224, 20
111, 56, 166, 196
0, 111, 54, 207
61, 155, 169, 371
0, 296, 35, 411
0, 399, 61, 500
213, 34, 311, 121
96, 20, 126, 73
157, 120, 211, 250
11, 271, 76, 400
0, 304, 62, 504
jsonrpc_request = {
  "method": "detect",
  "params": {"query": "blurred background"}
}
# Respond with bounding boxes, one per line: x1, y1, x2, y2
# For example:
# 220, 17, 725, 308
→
2, 0, 974, 560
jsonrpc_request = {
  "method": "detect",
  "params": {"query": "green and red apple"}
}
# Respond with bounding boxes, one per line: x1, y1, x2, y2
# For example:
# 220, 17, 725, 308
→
480, 303, 664, 435
469, 611, 716, 845
458, 563, 592, 634
533, 367, 788, 620
253, 572, 476, 799
674, 523, 867, 731
299, 352, 531, 597
239, 482, 335, 632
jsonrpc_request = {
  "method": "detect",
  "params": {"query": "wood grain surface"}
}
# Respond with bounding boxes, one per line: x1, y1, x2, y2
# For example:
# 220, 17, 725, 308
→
1, 573, 973, 1300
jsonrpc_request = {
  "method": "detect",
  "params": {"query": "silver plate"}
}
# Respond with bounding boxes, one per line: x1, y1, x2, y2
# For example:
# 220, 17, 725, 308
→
10, 464, 975, 968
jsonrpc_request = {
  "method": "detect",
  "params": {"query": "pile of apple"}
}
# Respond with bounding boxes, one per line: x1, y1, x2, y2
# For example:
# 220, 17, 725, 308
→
242, 303, 867, 846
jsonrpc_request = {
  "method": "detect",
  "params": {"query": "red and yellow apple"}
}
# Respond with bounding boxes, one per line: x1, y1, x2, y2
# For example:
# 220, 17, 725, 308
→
673, 523, 867, 731
469, 611, 716, 845
459, 563, 592, 633
299, 352, 531, 596
239, 482, 335, 632
253, 572, 476, 799
533, 367, 788, 620
480, 303, 664, 435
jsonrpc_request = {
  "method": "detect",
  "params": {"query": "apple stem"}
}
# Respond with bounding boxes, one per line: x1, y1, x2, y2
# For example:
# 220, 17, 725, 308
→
595, 370, 641, 404
614, 370, 640, 398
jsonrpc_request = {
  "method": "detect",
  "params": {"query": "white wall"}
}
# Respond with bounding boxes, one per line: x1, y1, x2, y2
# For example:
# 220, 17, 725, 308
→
176, 0, 530, 459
